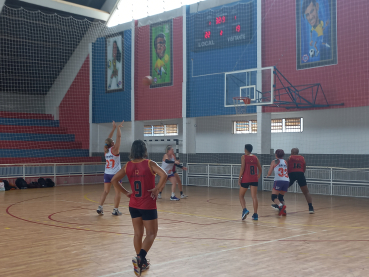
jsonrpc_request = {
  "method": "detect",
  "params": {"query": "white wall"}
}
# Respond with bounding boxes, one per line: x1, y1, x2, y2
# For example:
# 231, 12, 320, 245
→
189, 0, 245, 13
90, 118, 183, 155
0, 92, 45, 114
89, 107, 369, 155
194, 106, 369, 154
142, 119, 183, 154
196, 114, 258, 153
90, 121, 133, 154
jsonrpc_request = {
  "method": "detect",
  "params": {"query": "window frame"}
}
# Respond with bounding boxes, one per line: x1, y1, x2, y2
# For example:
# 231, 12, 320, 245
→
233, 118, 303, 134
233, 120, 257, 134
144, 124, 179, 136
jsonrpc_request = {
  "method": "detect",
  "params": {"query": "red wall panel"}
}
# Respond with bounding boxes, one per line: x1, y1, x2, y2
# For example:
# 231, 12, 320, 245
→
262, 0, 369, 112
135, 17, 183, 120
59, 56, 90, 149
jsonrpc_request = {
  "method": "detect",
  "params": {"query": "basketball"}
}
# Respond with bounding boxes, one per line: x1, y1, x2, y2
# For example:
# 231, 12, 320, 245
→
142, 76, 153, 86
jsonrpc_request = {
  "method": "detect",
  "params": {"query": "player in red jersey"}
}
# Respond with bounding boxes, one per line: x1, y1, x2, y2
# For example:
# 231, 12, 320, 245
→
111, 140, 167, 277
271, 148, 314, 213
238, 144, 262, 220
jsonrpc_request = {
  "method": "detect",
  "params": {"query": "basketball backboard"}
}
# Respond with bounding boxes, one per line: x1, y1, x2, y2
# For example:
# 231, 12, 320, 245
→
224, 66, 274, 107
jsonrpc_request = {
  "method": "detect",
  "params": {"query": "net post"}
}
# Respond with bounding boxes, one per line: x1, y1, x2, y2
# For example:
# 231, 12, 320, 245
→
330, 168, 333, 195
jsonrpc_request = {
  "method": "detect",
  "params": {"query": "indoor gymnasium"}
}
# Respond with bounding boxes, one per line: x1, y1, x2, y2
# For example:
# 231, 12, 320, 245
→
1, 0, 369, 276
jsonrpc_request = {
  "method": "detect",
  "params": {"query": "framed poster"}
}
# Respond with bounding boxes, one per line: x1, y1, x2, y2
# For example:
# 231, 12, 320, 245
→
296, 0, 337, 70
106, 32, 124, 92
150, 20, 173, 88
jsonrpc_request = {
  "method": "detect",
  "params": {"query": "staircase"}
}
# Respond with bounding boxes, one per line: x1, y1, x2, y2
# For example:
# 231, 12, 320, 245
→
0, 111, 101, 164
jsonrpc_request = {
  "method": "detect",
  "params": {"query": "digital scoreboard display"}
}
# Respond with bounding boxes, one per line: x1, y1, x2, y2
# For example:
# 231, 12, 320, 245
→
194, 2, 254, 52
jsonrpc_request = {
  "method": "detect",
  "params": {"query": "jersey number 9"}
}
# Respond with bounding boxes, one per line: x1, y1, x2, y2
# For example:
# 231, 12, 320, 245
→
134, 181, 142, 197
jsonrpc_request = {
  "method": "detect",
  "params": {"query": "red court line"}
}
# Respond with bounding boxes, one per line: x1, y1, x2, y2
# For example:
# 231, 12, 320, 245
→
206, 199, 340, 218
7, 196, 369, 242
48, 206, 234, 226
48, 207, 180, 226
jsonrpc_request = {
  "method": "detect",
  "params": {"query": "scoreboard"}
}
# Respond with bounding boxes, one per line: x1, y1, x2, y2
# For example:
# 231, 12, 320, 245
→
194, 2, 254, 52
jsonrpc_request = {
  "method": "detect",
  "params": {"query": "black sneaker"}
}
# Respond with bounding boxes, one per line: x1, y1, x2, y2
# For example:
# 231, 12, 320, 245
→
309, 206, 315, 214
141, 258, 150, 272
112, 209, 122, 216
97, 205, 103, 215
271, 204, 279, 211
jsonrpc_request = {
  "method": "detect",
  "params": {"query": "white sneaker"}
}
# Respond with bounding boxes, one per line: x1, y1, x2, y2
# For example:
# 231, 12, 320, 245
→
97, 205, 104, 215
112, 209, 122, 216
158, 193, 162, 199
180, 194, 188, 199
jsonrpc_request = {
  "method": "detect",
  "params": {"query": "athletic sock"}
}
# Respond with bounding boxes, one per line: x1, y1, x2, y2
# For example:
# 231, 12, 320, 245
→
139, 249, 147, 260
308, 203, 313, 208
278, 203, 283, 207
171, 192, 175, 197
180, 191, 183, 195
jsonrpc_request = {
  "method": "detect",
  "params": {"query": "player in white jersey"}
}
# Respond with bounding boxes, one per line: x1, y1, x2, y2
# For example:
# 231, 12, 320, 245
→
158, 145, 188, 201
97, 121, 124, 216
266, 149, 289, 216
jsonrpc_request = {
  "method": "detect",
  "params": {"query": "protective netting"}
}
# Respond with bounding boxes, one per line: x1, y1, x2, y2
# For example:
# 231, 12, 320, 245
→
0, 5, 130, 163
1, 0, 369, 198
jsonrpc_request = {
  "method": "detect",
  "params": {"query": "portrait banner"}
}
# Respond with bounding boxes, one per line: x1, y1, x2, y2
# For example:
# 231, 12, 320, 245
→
296, 0, 337, 70
106, 33, 124, 92
150, 20, 173, 88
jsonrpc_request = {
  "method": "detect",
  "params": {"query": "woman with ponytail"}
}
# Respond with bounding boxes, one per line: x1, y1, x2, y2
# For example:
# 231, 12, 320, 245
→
97, 121, 124, 216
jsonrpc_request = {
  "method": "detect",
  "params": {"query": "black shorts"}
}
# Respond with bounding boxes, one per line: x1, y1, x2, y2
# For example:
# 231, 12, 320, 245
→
288, 172, 307, 187
241, 182, 258, 188
129, 207, 158, 221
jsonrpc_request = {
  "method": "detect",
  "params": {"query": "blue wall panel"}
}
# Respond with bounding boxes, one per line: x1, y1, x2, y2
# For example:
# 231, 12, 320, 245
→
187, 0, 257, 117
92, 30, 131, 123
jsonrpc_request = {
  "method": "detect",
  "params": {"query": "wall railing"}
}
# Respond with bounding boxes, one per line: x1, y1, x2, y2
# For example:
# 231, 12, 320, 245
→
186, 163, 369, 198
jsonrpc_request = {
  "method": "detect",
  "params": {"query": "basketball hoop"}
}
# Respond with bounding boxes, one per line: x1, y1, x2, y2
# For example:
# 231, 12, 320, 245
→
233, 97, 251, 114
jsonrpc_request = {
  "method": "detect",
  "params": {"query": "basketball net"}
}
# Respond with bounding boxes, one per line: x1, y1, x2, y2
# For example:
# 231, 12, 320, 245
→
232, 97, 251, 114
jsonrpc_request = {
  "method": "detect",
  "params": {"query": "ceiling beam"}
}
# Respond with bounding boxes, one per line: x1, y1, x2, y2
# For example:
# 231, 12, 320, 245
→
18, 0, 110, 21
0, 0, 6, 13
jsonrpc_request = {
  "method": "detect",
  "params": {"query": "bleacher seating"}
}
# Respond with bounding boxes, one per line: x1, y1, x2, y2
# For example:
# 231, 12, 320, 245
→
0, 111, 101, 164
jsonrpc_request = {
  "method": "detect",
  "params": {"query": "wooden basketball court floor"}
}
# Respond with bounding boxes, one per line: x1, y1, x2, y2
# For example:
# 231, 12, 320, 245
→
1, 183, 369, 277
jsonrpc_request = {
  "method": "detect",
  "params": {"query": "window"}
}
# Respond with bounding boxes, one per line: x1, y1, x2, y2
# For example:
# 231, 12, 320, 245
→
234, 121, 249, 133
153, 125, 165, 136
271, 118, 303, 133
144, 125, 152, 136
165, 124, 179, 136
233, 120, 257, 134
271, 119, 283, 133
144, 124, 178, 136
234, 118, 302, 134
285, 118, 303, 132
250, 120, 257, 133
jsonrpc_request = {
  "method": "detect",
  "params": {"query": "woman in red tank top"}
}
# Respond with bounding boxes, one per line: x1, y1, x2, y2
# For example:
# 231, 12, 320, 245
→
238, 144, 262, 221
111, 140, 167, 277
